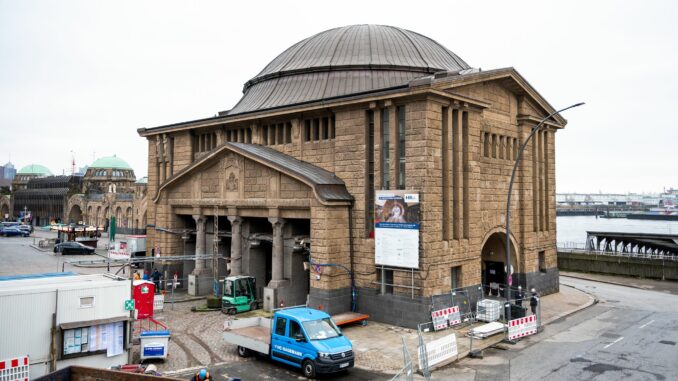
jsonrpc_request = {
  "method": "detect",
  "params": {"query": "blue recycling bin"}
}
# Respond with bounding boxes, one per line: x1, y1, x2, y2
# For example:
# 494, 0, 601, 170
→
140, 330, 171, 360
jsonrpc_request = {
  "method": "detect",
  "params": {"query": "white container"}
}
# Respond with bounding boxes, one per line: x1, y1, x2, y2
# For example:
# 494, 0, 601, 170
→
0, 273, 131, 379
140, 330, 170, 360
476, 299, 502, 322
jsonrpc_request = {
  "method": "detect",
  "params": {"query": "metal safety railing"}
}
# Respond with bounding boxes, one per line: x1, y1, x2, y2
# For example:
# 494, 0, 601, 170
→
558, 247, 678, 261
390, 337, 414, 381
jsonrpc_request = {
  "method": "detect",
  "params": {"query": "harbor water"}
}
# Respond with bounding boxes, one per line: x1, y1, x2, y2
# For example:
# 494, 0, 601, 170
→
557, 216, 678, 246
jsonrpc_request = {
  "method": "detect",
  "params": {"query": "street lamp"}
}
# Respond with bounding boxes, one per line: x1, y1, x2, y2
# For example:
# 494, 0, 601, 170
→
505, 102, 584, 321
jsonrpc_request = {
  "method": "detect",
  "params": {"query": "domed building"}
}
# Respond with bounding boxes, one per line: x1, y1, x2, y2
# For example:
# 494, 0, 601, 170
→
12, 164, 53, 191
138, 25, 568, 326
65, 155, 147, 232
10, 163, 81, 225
83, 155, 136, 194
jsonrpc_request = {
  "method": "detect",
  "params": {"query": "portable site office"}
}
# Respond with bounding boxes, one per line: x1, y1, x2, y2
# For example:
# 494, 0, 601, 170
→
0, 273, 131, 379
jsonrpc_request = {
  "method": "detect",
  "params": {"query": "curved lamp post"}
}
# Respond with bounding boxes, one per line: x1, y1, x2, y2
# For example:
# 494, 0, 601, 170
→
505, 102, 584, 321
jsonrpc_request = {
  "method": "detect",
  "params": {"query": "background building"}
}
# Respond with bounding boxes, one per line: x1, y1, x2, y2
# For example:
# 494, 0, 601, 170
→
0, 161, 16, 190
4, 157, 147, 231
139, 24, 564, 326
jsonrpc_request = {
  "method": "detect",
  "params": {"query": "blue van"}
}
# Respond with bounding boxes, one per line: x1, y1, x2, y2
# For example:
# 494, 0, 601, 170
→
223, 307, 354, 378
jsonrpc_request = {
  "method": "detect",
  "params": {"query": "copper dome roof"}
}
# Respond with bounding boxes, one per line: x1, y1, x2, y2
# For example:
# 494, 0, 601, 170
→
228, 25, 469, 115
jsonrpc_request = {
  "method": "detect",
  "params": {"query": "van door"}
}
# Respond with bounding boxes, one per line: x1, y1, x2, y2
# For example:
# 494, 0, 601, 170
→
270, 316, 300, 367
286, 319, 310, 364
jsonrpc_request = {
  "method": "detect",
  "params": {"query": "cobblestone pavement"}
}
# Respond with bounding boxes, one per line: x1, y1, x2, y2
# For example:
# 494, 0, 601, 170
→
144, 279, 595, 375
134, 299, 243, 372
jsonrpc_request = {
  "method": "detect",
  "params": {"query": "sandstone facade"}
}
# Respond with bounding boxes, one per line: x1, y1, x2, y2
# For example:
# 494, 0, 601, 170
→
138, 25, 564, 327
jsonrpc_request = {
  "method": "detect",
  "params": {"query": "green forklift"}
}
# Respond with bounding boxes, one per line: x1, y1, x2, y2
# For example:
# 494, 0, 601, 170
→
221, 275, 259, 315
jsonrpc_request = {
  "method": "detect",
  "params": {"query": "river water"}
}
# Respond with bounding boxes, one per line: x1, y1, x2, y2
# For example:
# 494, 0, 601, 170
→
556, 216, 678, 246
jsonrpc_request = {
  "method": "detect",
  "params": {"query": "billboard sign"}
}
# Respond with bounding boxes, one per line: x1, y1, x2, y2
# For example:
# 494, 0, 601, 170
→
374, 190, 420, 268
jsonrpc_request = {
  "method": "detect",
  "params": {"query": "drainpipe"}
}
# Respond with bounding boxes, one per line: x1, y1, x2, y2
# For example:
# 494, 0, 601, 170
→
348, 203, 356, 312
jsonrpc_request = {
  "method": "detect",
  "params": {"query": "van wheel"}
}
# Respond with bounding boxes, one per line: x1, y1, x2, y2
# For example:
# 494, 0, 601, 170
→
302, 359, 316, 379
237, 346, 251, 357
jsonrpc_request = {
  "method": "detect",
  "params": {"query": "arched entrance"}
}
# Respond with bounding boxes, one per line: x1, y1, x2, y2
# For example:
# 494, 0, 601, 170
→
68, 205, 83, 224
0, 203, 9, 220
480, 230, 519, 295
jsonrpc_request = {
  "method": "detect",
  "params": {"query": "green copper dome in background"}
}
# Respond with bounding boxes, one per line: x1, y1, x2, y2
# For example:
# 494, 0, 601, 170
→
90, 155, 132, 170
17, 164, 52, 176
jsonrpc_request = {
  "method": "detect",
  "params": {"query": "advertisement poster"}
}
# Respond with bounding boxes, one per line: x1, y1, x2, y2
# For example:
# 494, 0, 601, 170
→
374, 190, 420, 268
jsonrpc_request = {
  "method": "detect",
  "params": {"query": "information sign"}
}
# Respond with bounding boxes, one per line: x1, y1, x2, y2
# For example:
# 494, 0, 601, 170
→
374, 190, 420, 268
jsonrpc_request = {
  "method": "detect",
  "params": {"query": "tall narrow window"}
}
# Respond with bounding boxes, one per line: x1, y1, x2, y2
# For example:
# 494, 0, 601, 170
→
544, 131, 550, 231
452, 109, 460, 240
304, 120, 311, 142
313, 119, 320, 141
462, 111, 469, 238
330, 115, 336, 139
451, 266, 462, 290
277, 123, 284, 144
442, 107, 451, 240
378, 268, 394, 294
262, 125, 269, 145
322, 117, 329, 140
539, 250, 546, 273
396, 106, 406, 189
366, 111, 375, 237
381, 109, 390, 189
285, 122, 292, 144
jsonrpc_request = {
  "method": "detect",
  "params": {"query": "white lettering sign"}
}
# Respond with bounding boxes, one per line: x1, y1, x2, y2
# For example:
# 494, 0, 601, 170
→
508, 315, 537, 340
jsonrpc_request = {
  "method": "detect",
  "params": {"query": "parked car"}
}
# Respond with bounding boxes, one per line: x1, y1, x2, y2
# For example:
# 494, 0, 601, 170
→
18, 225, 33, 234
1, 227, 30, 237
54, 241, 96, 255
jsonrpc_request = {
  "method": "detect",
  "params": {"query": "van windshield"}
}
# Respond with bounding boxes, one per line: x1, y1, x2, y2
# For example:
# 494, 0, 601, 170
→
302, 318, 341, 340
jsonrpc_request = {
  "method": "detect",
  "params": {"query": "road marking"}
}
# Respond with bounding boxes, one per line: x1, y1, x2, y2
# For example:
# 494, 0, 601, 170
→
639, 320, 654, 329
604, 337, 624, 349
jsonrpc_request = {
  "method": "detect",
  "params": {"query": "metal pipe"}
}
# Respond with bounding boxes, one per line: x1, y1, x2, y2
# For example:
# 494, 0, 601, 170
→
505, 102, 584, 321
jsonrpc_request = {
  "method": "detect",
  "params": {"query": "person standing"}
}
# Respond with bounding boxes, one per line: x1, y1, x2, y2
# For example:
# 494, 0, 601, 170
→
151, 268, 162, 293
515, 285, 525, 306
530, 288, 540, 315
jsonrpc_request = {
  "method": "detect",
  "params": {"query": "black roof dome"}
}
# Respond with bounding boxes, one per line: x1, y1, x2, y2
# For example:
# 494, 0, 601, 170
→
228, 25, 470, 115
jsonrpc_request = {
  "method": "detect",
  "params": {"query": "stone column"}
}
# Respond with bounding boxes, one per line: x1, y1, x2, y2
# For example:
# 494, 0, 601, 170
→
193, 214, 206, 274
268, 217, 286, 287
228, 216, 243, 276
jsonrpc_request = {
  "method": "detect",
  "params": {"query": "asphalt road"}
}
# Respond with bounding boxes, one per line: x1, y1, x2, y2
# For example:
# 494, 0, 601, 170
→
0, 233, 124, 276
169, 355, 391, 381
445, 277, 678, 381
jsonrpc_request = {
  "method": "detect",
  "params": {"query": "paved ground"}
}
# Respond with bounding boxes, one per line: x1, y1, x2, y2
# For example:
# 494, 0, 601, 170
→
438, 277, 678, 380
561, 271, 678, 295
0, 234, 602, 380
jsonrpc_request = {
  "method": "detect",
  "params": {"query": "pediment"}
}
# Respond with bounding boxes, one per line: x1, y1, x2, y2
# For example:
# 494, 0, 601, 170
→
154, 143, 352, 206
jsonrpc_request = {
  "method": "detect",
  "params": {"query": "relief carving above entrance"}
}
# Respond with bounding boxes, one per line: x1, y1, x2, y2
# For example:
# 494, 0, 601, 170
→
226, 172, 239, 192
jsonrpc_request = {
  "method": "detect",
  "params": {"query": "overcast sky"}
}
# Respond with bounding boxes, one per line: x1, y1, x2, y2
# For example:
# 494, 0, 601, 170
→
1, 0, 676, 193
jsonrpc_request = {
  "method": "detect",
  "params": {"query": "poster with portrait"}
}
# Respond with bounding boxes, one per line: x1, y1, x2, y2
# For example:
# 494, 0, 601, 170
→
374, 190, 420, 268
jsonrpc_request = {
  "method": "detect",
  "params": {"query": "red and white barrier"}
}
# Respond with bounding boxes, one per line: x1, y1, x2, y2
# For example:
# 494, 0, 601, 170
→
0, 355, 29, 381
431, 306, 462, 331
507, 315, 537, 340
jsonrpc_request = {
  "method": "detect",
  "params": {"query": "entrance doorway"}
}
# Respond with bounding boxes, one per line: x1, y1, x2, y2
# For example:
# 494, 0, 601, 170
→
481, 232, 518, 296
